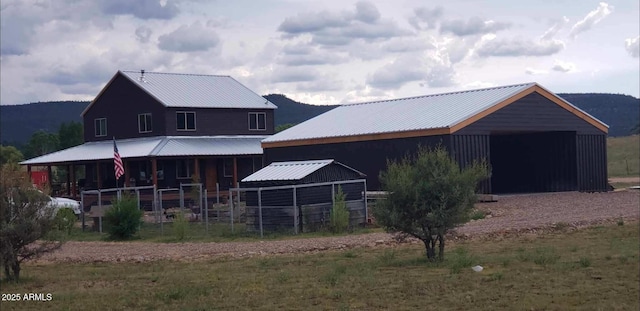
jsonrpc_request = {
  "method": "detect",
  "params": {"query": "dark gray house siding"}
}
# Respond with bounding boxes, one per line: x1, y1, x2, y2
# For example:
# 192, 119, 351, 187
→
83, 73, 166, 142
164, 108, 275, 136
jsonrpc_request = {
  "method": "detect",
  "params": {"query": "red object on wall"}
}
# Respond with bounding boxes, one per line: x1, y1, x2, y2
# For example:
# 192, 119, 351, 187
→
31, 171, 48, 189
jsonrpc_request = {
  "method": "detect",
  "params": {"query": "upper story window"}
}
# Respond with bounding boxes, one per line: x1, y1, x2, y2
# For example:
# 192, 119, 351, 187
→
176, 111, 196, 131
248, 112, 266, 131
138, 113, 152, 133
95, 118, 107, 137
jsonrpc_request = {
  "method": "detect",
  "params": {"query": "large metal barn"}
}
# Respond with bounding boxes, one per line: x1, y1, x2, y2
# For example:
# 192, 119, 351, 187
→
260, 83, 609, 194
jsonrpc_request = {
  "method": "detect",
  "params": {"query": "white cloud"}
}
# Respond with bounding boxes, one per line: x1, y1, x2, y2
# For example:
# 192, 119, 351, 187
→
541, 16, 569, 41
476, 38, 564, 57
157, 22, 220, 52
135, 26, 152, 43
440, 17, 510, 37
569, 2, 613, 39
408, 6, 443, 30
525, 68, 548, 75
551, 60, 576, 73
625, 36, 639, 58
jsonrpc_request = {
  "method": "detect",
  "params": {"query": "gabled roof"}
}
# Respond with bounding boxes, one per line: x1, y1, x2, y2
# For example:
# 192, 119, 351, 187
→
241, 159, 364, 182
82, 70, 277, 116
21, 136, 268, 165
262, 83, 609, 148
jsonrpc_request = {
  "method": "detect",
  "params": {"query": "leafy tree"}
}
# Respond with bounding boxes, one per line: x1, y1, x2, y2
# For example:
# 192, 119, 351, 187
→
25, 130, 59, 159
373, 146, 489, 261
0, 145, 24, 165
275, 123, 296, 133
0, 163, 63, 281
58, 121, 83, 149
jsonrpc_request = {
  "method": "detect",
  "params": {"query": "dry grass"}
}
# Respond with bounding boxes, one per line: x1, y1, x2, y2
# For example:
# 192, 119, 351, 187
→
2, 223, 638, 311
608, 135, 640, 177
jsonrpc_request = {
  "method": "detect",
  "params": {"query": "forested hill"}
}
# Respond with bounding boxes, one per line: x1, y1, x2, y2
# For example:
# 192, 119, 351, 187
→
557, 93, 639, 136
1, 93, 638, 146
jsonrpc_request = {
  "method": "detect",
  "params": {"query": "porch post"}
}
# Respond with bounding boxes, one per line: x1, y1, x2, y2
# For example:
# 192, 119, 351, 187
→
66, 164, 71, 196
232, 157, 238, 187
70, 164, 76, 197
194, 158, 200, 181
96, 161, 102, 189
124, 160, 130, 187
151, 158, 158, 187
47, 165, 53, 191
27, 165, 32, 175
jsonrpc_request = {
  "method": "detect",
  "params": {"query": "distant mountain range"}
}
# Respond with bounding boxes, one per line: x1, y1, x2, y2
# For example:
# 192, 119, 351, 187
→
1, 93, 638, 147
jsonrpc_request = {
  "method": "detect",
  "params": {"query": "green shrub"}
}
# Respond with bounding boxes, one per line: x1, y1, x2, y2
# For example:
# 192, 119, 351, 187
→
172, 210, 189, 241
330, 186, 350, 233
470, 209, 486, 220
104, 194, 143, 240
54, 208, 77, 235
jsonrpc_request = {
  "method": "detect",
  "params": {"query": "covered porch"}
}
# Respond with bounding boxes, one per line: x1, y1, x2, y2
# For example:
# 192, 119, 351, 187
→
20, 136, 268, 199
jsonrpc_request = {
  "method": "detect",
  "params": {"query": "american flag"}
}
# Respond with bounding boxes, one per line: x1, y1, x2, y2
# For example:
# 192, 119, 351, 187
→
113, 138, 124, 180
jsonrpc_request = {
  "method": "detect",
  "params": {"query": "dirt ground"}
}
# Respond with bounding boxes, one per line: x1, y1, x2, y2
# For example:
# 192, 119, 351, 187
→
608, 176, 640, 183
37, 190, 639, 264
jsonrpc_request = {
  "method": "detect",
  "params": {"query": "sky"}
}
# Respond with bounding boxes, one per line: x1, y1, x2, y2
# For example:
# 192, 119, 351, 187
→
1, 0, 638, 106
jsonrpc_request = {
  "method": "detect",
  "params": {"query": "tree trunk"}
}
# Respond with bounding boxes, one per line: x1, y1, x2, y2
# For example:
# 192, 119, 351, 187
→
422, 239, 435, 260
437, 234, 445, 261
11, 262, 20, 281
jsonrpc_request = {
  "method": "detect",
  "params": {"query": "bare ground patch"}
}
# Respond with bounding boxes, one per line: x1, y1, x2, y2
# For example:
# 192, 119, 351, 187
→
36, 191, 639, 264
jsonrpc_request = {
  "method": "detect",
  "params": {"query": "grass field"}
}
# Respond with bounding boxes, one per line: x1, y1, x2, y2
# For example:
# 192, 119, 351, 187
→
608, 135, 640, 177
2, 223, 638, 311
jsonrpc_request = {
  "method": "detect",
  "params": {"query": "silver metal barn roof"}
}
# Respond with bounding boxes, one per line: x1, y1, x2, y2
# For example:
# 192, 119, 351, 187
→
82, 71, 277, 116
262, 82, 608, 145
241, 159, 364, 182
21, 136, 268, 165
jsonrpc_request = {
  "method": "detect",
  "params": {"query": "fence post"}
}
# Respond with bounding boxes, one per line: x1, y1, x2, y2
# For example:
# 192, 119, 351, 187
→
159, 190, 164, 235
81, 191, 85, 232
216, 183, 220, 221
258, 188, 263, 238
229, 189, 234, 233
293, 186, 298, 234
98, 190, 103, 233
179, 184, 184, 210
204, 189, 209, 234
199, 184, 203, 224
363, 180, 368, 226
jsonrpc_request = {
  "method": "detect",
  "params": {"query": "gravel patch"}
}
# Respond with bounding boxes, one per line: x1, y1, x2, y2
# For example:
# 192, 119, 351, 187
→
37, 191, 639, 264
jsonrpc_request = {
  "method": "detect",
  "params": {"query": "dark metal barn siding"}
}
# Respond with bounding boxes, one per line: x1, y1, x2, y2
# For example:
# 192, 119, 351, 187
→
450, 134, 491, 193
577, 134, 608, 192
263, 135, 450, 190
456, 92, 604, 135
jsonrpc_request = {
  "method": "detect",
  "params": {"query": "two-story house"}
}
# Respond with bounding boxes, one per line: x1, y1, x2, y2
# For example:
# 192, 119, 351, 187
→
21, 70, 277, 195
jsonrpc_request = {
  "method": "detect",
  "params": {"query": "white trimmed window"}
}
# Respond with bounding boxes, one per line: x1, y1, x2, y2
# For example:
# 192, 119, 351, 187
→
176, 111, 196, 131
176, 160, 194, 179
95, 118, 107, 137
138, 113, 152, 133
248, 112, 266, 131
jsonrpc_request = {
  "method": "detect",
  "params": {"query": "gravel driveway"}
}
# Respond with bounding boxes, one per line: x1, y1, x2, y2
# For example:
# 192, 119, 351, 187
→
38, 191, 639, 264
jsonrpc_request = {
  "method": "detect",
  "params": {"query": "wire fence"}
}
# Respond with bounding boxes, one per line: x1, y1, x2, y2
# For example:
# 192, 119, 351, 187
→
79, 179, 367, 238
231, 179, 368, 237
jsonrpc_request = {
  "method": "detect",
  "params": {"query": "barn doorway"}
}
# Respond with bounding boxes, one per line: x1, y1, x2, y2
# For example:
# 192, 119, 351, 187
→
490, 131, 578, 194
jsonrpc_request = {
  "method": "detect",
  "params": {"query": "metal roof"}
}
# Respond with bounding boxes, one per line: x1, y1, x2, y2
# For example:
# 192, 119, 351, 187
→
241, 159, 336, 182
20, 136, 268, 165
263, 82, 608, 143
119, 70, 277, 110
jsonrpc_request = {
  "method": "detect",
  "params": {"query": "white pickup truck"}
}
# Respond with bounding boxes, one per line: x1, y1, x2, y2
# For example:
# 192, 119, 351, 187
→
48, 195, 82, 217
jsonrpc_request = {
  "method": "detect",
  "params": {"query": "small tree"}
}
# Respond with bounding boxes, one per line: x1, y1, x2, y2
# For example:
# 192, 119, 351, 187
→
373, 146, 489, 261
330, 186, 350, 233
104, 193, 143, 240
0, 163, 62, 281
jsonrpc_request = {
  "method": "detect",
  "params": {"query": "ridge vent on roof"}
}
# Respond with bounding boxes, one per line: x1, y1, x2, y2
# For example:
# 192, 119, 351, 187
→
344, 82, 535, 107
121, 70, 231, 78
